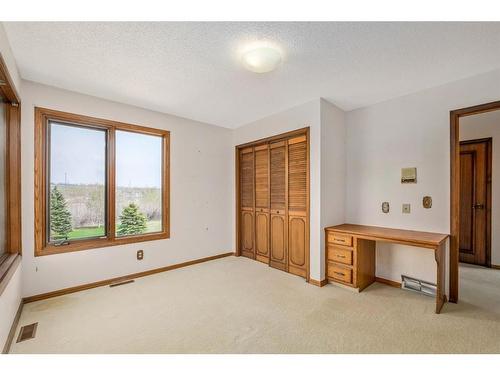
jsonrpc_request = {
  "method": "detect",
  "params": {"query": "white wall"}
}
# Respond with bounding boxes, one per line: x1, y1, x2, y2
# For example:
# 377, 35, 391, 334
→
0, 24, 21, 93
0, 264, 22, 351
346, 68, 500, 285
460, 110, 500, 266
21, 80, 234, 297
320, 99, 346, 278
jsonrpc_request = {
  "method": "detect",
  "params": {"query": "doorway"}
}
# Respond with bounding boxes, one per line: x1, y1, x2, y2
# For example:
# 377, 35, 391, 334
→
450, 101, 500, 304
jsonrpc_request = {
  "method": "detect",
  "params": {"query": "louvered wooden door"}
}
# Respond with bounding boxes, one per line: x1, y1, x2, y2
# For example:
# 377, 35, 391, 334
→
239, 147, 255, 259
269, 140, 288, 271
287, 135, 308, 278
254, 144, 270, 263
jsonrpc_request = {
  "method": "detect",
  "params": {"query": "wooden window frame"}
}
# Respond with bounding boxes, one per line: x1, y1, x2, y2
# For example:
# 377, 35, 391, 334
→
34, 107, 170, 257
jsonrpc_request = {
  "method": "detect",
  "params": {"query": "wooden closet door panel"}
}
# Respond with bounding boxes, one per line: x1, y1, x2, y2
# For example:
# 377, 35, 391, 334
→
288, 136, 307, 216
255, 212, 269, 262
288, 215, 307, 277
270, 213, 287, 270
287, 135, 308, 278
239, 147, 255, 258
254, 145, 269, 209
240, 148, 254, 210
269, 140, 287, 270
270, 142, 286, 211
240, 210, 254, 258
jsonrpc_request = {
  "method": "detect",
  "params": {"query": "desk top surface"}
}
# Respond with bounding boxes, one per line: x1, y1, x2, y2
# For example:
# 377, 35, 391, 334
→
325, 224, 449, 248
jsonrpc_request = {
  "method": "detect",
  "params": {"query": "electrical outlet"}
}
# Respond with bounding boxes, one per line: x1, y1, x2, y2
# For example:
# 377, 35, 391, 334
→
402, 203, 411, 214
137, 250, 144, 260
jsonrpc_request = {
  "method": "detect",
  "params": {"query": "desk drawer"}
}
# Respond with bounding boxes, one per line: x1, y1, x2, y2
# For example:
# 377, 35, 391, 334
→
327, 232, 353, 247
327, 263, 353, 284
327, 246, 353, 266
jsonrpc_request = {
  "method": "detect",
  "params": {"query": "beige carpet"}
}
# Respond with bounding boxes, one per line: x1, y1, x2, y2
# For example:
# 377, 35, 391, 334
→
9, 256, 500, 353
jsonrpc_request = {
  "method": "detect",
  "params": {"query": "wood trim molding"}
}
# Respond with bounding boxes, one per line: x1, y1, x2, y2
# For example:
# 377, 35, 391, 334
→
375, 276, 401, 288
450, 100, 500, 304
308, 278, 327, 287
0, 53, 20, 104
236, 126, 309, 149
2, 299, 23, 354
23, 252, 234, 303
491, 264, 500, 270
34, 107, 170, 256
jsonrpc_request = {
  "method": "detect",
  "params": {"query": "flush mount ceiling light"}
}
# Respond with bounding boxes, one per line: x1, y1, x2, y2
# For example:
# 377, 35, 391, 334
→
241, 45, 282, 73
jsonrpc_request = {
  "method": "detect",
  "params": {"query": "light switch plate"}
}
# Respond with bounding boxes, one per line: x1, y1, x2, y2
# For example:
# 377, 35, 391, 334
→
402, 203, 411, 214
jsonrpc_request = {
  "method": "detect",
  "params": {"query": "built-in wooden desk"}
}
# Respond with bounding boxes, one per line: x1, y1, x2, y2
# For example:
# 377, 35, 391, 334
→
324, 224, 449, 314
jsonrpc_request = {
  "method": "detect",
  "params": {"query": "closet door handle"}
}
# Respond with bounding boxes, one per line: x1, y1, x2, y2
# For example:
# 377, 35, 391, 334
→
473, 204, 485, 209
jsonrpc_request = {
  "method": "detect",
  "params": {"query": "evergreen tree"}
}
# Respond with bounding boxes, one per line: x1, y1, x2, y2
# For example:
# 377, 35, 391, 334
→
117, 203, 147, 236
50, 186, 73, 239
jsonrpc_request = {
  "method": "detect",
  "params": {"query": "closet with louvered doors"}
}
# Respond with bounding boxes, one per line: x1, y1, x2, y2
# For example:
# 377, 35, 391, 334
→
236, 128, 309, 281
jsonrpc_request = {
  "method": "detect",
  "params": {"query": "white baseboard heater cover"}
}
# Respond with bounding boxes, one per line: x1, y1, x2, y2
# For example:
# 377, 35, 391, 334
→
401, 275, 436, 297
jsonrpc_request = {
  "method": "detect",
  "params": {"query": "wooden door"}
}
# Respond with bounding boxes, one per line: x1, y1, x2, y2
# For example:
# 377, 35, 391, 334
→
269, 141, 287, 271
459, 139, 491, 266
239, 147, 255, 258
287, 135, 309, 278
254, 144, 270, 263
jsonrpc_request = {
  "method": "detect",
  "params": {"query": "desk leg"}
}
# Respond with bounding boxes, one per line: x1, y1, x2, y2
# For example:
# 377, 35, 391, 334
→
435, 242, 447, 314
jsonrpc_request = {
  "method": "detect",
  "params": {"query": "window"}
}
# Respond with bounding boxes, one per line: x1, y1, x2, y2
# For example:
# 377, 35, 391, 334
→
48, 122, 107, 242
35, 108, 170, 256
115, 130, 163, 237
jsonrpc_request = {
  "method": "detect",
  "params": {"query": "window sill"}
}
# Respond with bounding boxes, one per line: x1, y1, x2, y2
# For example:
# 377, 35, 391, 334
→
35, 231, 170, 257
0, 254, 21, 296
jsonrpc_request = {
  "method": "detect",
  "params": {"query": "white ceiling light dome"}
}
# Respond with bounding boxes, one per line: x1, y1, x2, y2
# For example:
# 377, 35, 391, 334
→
241, 44, 282, 73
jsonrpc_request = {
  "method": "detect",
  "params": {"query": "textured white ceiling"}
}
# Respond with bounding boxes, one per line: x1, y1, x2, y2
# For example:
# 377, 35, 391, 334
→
4, 22, 500, 128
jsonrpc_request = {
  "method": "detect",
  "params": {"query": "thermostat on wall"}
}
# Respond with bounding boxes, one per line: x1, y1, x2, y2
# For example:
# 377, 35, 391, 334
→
401, 167, 417, 184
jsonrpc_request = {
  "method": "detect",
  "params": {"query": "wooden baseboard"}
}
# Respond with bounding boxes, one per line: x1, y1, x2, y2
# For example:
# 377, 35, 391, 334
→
308, 278, 328, 287
491, 264, 500, 270
2, 300, 23, 354
23, 252, 235, 304
375, 276, 401, 288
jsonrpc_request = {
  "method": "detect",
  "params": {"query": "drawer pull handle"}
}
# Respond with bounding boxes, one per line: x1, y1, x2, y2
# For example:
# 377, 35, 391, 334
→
333, 271, 345, 277
334, 239, 345, 243
336, 255, 346, 258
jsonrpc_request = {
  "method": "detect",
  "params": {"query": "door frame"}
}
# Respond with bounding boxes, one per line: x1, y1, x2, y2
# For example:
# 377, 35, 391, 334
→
235, 127, 310, 281
458, 137, 492, 267
450, 100, 500, 303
